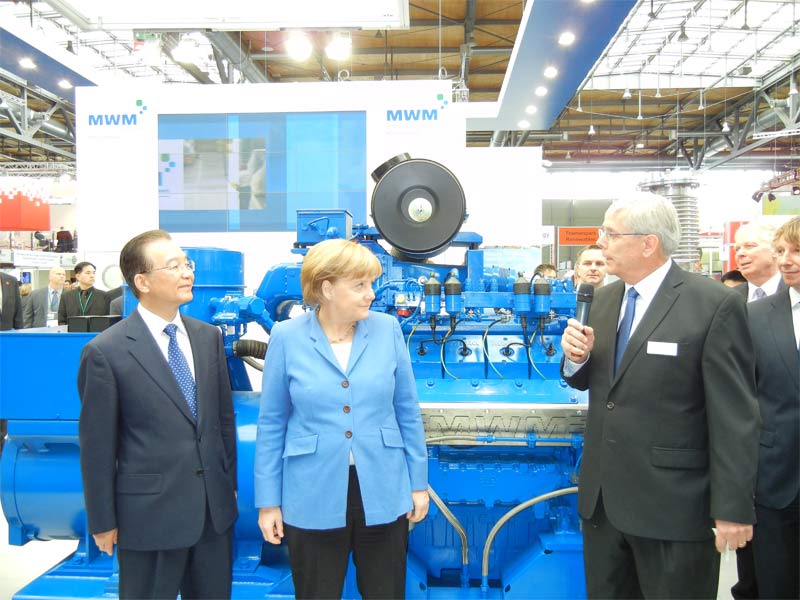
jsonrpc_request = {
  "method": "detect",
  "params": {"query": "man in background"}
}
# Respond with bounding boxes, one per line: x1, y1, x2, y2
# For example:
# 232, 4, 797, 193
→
747, 216, 799, 600
560, 195, 758, 598
730, 220, 785, 599
79, 230, 237, 598
534, 263, 557, 279
23, 267, 66, 328
574, 244, 607, 289
721, 269, 748, 288
58, 262, 109, 325
733, 221, 785, 302
0, 270, 23, 331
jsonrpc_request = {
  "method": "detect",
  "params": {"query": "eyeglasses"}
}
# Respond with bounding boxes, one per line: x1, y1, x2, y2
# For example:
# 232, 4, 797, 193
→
142, 259, 196, 275
598, 228, 648, 241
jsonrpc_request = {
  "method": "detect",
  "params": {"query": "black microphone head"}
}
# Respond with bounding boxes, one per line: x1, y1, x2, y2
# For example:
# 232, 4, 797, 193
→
576, 283, 594, 304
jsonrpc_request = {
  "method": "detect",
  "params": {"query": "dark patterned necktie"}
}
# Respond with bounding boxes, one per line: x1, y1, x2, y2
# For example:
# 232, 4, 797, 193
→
163, 324, 197, 418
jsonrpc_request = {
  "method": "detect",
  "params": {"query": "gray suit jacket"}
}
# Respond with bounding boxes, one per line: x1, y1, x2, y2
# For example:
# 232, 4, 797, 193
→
78, 309, 238, 551
0, 272, 23, 331
563, 262, 759, 541
23, 286, 60, 328
748, 290, 799, 510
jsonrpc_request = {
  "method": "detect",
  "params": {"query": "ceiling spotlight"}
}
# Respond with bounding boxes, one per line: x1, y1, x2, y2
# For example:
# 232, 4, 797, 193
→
588, 124, 596, 136
636, 142, 645, 149
648, 0, 656, 19
325, 32, 352, 61
698, 90, 705, 110
576, 94, 583, 112
57, 79, 73, 90
525, 105, 538, 115
517, 119, 531, 129
721, 120, 731, 133
286, 31, 313, 61
767, 192, 776, 201
793, 186, 800, 196
655, 89, 662, 99
565, 151, 572, 160
535, 86, 548, 97
677, 25, 689, 43
622, 88, 632, 100
558, 31, 576, 46
790, 81, 798, 96
18, 57, 36, 69
544, 66, 558, 79
751, 192, 763, 203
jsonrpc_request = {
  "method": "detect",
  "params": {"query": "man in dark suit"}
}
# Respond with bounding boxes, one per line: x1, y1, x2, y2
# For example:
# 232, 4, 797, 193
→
78, 230, 238, 599
729, 220, 784, 599
733, 221, 785, 302
0, 271, 23, 331
23, 267, 66, 328
560, 195, 759, 598
58, 261, 109, 325
748, 216, 799, 600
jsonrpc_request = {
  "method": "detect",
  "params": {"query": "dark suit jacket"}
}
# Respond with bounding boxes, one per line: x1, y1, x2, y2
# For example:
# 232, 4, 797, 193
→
733, 278, 787, 300
78, 309, 238, 551
0, 272, 23, 331
23, 286, 60, 328
563, 262, 759, 541
748, 290, 799, 510
58, 287, 109, 325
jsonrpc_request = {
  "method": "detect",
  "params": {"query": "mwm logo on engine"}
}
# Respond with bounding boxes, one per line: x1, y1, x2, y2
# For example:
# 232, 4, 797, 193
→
386, 108, 438, 122
88, 99, 148, 126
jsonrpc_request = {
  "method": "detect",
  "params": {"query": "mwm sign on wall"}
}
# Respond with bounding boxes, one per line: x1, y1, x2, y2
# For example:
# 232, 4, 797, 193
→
88, 114, 137, 126
386, 109, 438, 122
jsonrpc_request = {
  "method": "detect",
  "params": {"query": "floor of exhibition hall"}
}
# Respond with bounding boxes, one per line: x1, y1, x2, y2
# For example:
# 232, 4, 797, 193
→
0, 511, 738, 600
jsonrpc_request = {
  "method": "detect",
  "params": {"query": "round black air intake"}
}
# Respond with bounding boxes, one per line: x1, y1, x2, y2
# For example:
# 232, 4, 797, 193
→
370, 154, 466, 260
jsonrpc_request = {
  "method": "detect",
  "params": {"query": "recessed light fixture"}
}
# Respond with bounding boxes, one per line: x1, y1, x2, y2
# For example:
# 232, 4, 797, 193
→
325, 32, 352, 61
286, 31, 313, 61
18, 57, 36, 69
580, 0, 596, 4
622, 88, 632, 100
636, 142, 645, 149
543, 66, 558, 79
792, 186, 800, 196
517, 119, 531, 129
588, 124, 596, 136
58, 79, 73, 90
558, 31, 575, 46
525, 105, 538, 115
534, 86, 548, 97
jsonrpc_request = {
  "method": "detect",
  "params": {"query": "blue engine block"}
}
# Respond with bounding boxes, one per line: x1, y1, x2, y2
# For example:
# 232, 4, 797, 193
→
0, 208, 587, 599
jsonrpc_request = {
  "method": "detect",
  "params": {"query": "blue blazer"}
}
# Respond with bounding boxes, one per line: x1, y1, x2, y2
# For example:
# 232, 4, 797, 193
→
254, 310, 427, 530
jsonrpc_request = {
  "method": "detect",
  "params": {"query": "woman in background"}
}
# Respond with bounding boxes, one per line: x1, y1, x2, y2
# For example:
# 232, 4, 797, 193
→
255, 238, 428, 599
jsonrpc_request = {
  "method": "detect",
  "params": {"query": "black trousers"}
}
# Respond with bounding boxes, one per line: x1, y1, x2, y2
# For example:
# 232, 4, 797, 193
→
582, 494, 720, 599
753, 495, 799, 600
283, 466, 409, 600
117, 506, 233, 600
731, 542, 758, 599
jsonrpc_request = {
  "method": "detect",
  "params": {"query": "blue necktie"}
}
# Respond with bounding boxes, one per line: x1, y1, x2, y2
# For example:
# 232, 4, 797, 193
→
614, 287, 639, 374
164, 324, 197, 418
50, 290, 59, 312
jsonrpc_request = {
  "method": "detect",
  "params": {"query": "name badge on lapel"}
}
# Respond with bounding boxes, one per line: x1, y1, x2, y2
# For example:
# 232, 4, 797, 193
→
647, 341, 678, 356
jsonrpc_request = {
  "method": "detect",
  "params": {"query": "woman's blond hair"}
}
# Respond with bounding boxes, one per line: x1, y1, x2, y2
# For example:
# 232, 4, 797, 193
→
301, 239, 382, 307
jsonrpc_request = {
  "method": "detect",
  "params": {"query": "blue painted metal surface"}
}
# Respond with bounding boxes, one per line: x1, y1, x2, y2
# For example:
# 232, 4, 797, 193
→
0, 209, 586, 599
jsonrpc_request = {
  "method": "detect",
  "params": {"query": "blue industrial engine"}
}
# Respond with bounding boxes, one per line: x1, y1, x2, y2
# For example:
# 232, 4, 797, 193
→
0, 155, 587, 599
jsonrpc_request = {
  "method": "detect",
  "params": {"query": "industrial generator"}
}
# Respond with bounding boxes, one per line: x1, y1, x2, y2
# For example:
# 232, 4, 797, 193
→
0, 155, 588, 599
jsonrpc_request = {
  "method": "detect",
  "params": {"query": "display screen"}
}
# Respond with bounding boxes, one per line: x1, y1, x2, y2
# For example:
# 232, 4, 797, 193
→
158, 112, 367, 232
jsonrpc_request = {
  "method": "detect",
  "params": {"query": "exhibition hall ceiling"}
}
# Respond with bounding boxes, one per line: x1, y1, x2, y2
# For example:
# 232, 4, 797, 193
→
0, 0, 798, 173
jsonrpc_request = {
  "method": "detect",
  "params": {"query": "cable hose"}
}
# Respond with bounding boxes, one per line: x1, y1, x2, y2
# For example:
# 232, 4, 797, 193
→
232, 339, 268, 360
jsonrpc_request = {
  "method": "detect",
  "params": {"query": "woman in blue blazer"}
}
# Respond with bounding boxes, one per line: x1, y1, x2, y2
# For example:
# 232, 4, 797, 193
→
255, 238, 429, 599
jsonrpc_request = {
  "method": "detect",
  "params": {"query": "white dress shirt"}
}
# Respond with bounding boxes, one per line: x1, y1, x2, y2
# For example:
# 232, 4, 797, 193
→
747, 271, 783, 302
136, 304, 196, 379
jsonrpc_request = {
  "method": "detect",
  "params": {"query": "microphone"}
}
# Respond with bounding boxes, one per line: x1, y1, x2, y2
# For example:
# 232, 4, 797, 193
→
575, 283, 594, 326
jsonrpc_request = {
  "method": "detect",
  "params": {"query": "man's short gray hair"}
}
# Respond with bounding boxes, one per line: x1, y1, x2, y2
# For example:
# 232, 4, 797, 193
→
734, 221, 777, 246
606, 195, 681, 257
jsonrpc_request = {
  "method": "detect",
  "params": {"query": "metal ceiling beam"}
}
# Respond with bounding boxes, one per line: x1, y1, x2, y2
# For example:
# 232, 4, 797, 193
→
0, 128, 75, 159
205, 31, 269, 83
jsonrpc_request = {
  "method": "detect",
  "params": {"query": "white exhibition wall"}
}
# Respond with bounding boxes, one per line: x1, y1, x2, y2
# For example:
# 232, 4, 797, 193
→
74, 80, 543, 293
